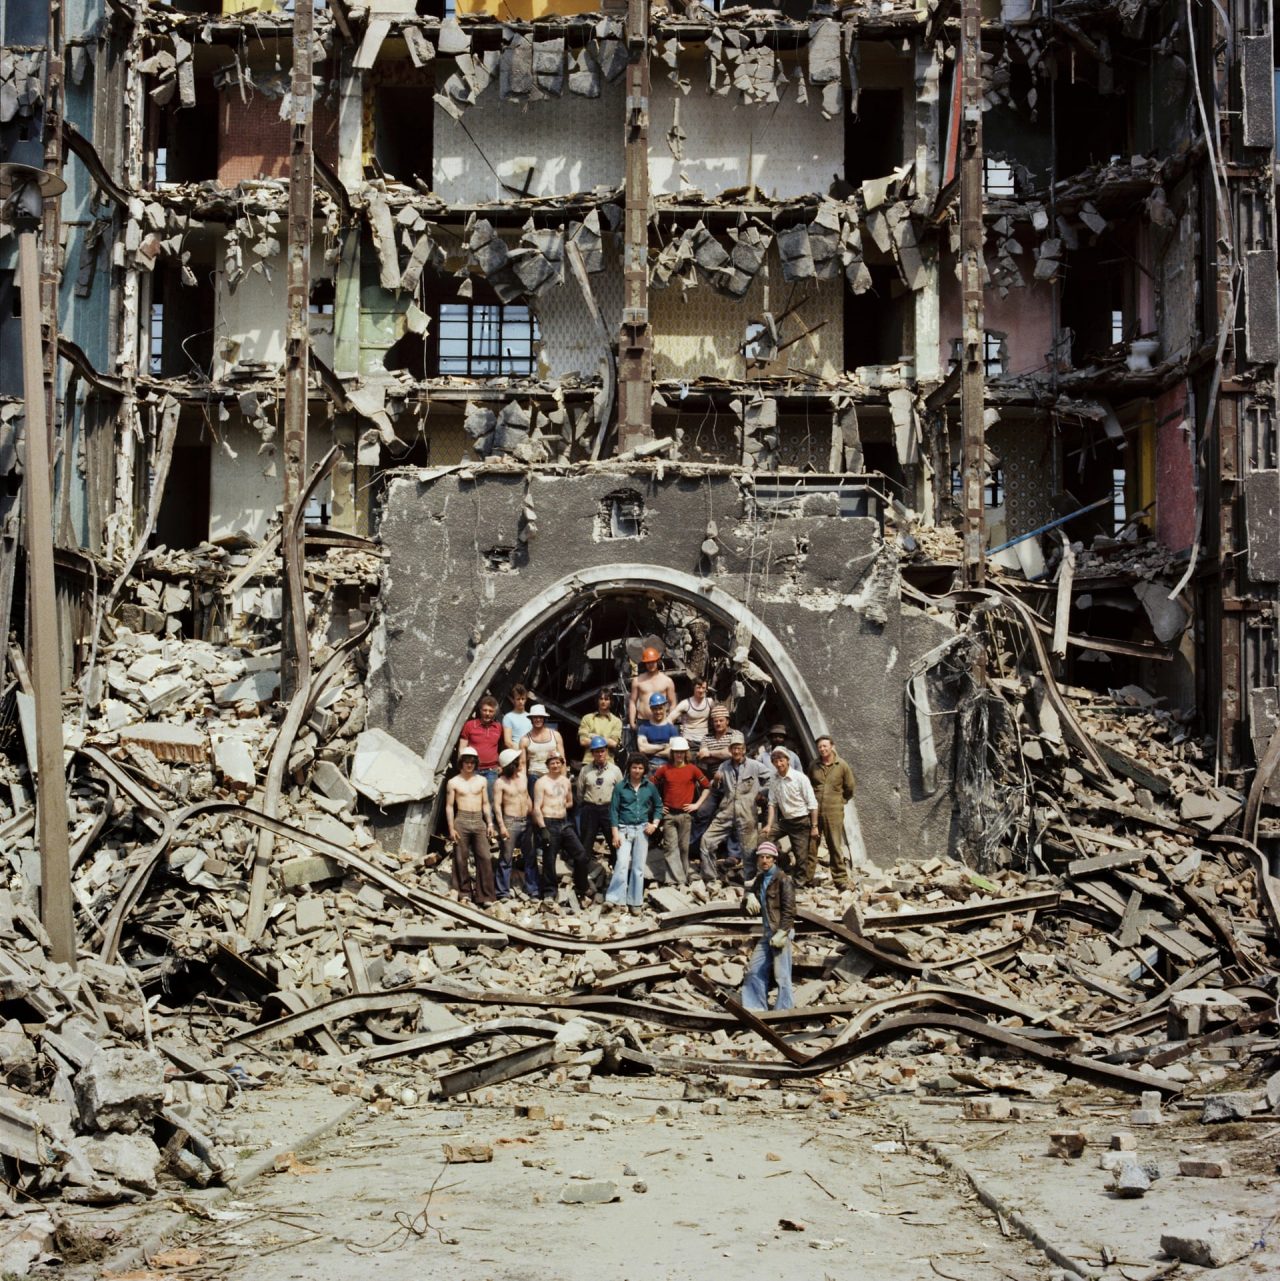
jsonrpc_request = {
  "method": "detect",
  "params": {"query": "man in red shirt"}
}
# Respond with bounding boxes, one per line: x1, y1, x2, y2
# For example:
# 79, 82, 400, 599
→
458, 695, 503, 809
651, 737, 709, 887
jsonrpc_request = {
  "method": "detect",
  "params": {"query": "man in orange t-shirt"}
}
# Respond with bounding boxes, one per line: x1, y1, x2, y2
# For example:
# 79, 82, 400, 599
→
651, 738, 709, 887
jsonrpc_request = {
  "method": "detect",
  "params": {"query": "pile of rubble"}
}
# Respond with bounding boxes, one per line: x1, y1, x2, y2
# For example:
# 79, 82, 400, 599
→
0, 533, 1276, 1267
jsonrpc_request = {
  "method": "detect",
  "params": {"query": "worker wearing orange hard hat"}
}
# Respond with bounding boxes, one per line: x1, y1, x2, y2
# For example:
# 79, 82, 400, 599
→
627, 644, 677, 738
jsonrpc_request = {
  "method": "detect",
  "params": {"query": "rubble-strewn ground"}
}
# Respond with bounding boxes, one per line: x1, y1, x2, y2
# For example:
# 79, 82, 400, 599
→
1, 533, 1278, 1277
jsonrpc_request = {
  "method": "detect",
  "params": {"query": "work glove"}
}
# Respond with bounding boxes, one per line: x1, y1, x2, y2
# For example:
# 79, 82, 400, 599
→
744, 895, 761, 917
770, 930, 789, 949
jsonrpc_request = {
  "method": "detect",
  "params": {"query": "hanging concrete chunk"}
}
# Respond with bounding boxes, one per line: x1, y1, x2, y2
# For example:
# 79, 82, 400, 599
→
777, 223, 815, 282
533, 38, 565, 98
501, 33, 536, 100
568, 47, 601, 98
437, 17, 471, 56
808, 18, 841, 85
403, 25, 435, 68
567, 212, 605, 274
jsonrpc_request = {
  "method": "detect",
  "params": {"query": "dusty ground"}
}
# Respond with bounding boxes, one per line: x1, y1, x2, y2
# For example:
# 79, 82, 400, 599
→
71, 1077, 1280, 1281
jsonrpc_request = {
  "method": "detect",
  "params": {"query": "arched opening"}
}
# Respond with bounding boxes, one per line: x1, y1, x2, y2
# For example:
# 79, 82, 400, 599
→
420, 565, 865, 858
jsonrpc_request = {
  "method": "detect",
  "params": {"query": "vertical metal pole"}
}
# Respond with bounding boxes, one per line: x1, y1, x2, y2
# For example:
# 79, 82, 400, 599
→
282, 0, 315, 700
959, 0, 986, 586
17, 227, 75, 967
617, 0, 652, 453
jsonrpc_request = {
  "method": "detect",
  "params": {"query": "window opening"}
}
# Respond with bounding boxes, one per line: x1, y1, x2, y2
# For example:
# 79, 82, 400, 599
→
950, 464, 1005, 509
437, 302, 538, 377
607, 491, 644, 538
1112, 467, 1127, 533
983, 332, 1005, 376
1111, 309, 1125, 344
304, 497, 331, 526
310, 278, 336, 314
983, 158, 1016, 197
149, 303, 165, 374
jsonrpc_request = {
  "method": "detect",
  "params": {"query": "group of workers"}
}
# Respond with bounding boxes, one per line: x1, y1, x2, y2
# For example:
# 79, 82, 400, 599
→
443, 651, 857, 1012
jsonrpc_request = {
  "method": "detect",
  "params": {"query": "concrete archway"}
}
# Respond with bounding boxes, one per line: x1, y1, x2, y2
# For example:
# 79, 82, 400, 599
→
420, 563, 866, 860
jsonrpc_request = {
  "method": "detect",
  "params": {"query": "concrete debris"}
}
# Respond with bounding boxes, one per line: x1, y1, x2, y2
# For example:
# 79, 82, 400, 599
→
1160, 1217, 1256, 1268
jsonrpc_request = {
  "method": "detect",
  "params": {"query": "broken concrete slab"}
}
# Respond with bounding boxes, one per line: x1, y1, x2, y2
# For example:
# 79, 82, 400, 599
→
350, 729, 431, 807
74, 1048, 165, 1134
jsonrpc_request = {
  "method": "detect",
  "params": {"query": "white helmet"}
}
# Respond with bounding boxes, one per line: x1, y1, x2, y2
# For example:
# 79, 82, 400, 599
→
670, 737, 690, 753
459, 745, 479, 759
498, 748, 521, 768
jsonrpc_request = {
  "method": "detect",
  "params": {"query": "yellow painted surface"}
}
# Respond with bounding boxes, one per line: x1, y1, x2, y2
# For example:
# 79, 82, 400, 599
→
456, 0, 600, 17
222, 0, 279, 13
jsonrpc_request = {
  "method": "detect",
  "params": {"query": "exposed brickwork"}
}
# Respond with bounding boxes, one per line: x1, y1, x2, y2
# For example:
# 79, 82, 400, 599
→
217, 92, 339, 185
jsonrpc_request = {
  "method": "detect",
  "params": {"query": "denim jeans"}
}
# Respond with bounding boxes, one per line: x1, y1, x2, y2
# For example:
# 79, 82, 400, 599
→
606, 823, 649, 906
740, 932, 794, 1011
497, 814, 532, 899
578, 802, 612, 859
480, 768, 499, 813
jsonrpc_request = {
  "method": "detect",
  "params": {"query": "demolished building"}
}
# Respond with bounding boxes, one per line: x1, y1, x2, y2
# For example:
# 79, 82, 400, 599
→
1, 0, 1280, 1260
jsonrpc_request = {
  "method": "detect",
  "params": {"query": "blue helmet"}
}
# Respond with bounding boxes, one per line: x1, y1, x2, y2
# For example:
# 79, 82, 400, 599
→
589, 735, 608, 750
648, 692, 668, 708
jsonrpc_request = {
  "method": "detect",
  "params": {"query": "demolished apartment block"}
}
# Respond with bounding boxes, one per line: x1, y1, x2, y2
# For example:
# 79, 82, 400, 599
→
1, 0, 1280, 1254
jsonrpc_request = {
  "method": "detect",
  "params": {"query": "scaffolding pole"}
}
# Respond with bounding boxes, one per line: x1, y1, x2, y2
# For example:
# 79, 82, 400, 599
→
282, 0, 316, 701
617, 0, 652, 454
959, 0, 986, 587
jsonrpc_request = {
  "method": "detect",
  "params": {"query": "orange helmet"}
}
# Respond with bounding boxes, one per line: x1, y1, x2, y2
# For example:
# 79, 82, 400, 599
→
641, 647, 661, 664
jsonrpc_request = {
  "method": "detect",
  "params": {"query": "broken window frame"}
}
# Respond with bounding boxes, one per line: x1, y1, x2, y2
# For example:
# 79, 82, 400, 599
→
436, 301, 539, 379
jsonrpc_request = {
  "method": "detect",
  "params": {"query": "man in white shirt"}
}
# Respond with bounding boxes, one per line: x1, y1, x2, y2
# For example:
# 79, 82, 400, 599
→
762, 746, 819, 887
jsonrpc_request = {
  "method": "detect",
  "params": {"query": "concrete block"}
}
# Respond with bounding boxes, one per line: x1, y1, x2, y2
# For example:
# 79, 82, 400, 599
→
80, 1131, 162, 1193
1130, 1091, 1164, 1126
1178, 1157, 1231, 1178
559, 1179, 619, 1204
75, 1048, 165, 1134
213, 668, 280, 707
1161, 1217, 1255, 1268
312, 760, 357, 807
1047, 1131, 1088, 1158
1200, 1093, 1257, 1124
1110, 1131, 1137, 1150
1109, 1161, 1151, 1197
213, 737, 256, 787
963, 1097, 1012, 1121
350, 728, 431, 805
294, 896, 327, 933
279, 854, 345, 888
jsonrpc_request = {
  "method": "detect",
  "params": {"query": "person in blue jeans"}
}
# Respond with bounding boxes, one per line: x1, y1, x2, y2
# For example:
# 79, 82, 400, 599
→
740, 841, 795, 1011
493, 748, 536, 900
607, 753, 662, 914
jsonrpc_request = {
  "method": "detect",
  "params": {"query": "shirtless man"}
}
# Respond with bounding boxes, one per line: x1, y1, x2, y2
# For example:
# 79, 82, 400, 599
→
628, 647, 678, 731
445, 747, 496, 906
532, 751, 590, 905
520, 705, 566, 800
493, 747, 538, 900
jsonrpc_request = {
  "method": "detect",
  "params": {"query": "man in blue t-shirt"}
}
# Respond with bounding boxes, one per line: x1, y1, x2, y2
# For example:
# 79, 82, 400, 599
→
636, 693, 677, 767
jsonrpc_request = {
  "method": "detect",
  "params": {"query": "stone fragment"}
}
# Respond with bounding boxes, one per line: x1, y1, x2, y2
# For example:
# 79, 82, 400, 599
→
312, 760, 357, 808
1130, 1090, 1164, 1126
1110, 1131, 1137, 1151
1160, 1217, 1255, 1268
75, 1048, 165, 1134
1109, 1161, 1151, 1197
213, 668, 279, 707
213, 737, 255, 787
294, 896, 327, 933
1047, 1131, 1088, 1159
442, 1142, 492, 1163
350, 729, 431, 805
1179, 1157, 1231, 1178
963, 1096, 1012, 1121
80, 1131, 162, 1193
559, 1179, 619, 1204
1200, 1093, 1257, 1124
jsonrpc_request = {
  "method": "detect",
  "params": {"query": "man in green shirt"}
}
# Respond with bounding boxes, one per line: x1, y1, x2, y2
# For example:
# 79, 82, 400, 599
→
578, 687, 623, 761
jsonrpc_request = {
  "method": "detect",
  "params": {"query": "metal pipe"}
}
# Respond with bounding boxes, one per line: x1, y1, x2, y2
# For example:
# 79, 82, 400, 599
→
987, 494, 1113, 555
